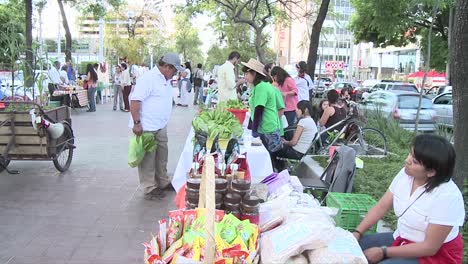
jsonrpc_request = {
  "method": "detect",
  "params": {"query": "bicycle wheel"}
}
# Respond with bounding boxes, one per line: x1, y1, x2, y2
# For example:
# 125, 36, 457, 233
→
53, 123, 74, 172
346, 128, 388, 156
0, 155, 11, 173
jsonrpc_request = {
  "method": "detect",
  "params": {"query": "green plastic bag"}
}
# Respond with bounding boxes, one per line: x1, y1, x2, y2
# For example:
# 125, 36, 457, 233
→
128, 132, 158, 168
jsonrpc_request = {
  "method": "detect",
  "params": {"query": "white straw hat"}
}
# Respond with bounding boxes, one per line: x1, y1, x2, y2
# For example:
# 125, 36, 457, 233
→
241, 58, 266, 76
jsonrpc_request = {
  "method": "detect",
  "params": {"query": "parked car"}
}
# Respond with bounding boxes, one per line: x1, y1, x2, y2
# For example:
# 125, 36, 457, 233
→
314, 77, 332, 97
432, 92, 453, 128
437, 85, 452, 95
370, 82, 419, 93
359, 90, 436, 132
325, 82, 358, 98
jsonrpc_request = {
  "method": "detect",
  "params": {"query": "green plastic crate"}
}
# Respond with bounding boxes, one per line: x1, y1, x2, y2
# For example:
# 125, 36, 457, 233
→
48, 101, 61, 108
326, 192, 378, 233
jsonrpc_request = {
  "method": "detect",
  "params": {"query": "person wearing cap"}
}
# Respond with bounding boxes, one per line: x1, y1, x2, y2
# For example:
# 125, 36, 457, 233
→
242, 58, 284, 162
217, 51, 246, 102
129, 52, 183, 200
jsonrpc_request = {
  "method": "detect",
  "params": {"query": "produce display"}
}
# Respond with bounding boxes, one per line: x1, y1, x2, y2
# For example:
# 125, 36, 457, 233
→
192, 109, 243, 139
143, 208, 259, 264
218, 99, 248, 110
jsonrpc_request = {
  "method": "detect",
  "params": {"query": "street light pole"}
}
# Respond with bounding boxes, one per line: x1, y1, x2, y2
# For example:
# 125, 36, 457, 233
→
98, 17, 104, 63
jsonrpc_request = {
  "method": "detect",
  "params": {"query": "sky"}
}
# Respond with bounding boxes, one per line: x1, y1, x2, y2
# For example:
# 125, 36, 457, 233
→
36, 0, 217, 55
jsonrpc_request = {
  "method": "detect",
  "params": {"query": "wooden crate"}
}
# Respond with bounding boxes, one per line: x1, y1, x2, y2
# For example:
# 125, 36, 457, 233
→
0, 106, 71, 123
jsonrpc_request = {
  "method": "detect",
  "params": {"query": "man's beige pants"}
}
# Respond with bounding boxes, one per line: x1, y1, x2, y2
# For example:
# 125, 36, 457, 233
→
137, 127, 170, 194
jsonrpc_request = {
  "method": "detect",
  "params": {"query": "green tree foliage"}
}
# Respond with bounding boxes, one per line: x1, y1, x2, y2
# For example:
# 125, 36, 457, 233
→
420, 29, 448, 72
185, 0, 298, 63
349, 0, 453, 70
0, 0, 25, 66
104, 1, 170, 66
173, 12, 204, 65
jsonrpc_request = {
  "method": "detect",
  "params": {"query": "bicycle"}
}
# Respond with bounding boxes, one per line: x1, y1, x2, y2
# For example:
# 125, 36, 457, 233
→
285, 101, 388, 157
314, 102, 388, 156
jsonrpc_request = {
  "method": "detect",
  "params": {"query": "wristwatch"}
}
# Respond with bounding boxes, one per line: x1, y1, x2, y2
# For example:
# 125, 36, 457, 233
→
133, 120, 141, 125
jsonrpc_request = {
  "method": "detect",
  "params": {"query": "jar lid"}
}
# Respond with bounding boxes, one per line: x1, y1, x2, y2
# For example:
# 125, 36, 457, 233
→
231, 179, 251, 191
186, 178, 201, 190
215, 178, 228, 190
215, 193, 224, 203
224, 192, 242, 204
224, 203, 240, 211
242, 195, 260, 207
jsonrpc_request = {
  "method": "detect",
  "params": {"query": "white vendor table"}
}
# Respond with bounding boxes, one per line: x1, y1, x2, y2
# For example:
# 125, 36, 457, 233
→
171, 128, 273, 192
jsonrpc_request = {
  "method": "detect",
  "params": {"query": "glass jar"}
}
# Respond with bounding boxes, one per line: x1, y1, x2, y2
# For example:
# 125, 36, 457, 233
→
224, 202, 241, 219
241, 195, 260, 224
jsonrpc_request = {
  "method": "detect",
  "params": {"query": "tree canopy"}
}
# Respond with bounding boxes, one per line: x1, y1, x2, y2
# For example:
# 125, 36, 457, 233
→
0, 0, 25, 66
349, 0, 453, 71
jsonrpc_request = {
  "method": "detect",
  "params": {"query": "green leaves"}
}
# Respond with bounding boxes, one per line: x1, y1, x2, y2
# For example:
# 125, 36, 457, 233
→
192, 109, 244, 139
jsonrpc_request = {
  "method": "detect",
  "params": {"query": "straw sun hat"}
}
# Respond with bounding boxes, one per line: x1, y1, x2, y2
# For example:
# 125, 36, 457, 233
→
241, 58, 266, 76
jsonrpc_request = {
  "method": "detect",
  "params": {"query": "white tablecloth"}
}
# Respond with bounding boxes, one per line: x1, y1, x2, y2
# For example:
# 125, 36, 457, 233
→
171, 128, 273, 192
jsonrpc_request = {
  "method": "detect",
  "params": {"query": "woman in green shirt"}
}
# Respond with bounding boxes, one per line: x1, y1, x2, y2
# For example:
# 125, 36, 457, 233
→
242, 58, 283, 154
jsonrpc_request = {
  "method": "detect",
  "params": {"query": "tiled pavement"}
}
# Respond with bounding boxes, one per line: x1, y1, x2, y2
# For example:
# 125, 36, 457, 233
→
0, 91, 198, 264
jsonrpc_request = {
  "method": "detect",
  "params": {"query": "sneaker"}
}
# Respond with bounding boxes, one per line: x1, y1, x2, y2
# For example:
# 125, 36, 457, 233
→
144, 188, 166, 200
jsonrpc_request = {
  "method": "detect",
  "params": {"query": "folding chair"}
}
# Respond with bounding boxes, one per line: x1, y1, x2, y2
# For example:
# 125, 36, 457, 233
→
295, 145, 357, 202
275, 131, 319, 172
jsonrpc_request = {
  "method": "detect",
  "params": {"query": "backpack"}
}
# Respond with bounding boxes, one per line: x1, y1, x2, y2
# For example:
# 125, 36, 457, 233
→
322, 145, 357, 193
193, 68, 203, 87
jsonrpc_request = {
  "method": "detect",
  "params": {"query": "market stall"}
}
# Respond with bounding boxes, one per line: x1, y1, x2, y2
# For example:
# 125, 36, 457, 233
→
144, 101, 372, 264
171, 128, 273, 193
53, 86, 89, 109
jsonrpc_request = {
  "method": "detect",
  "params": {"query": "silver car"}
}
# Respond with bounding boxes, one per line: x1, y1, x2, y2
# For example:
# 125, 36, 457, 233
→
432, 93, 453, 128
360, 90, 436, 132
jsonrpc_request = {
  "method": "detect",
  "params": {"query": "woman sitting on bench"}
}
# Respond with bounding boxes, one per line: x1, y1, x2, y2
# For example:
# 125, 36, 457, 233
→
272, 100, 318, 171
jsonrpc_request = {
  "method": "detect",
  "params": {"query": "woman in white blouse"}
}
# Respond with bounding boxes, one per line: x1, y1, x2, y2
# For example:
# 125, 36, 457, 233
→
353, 134, 465, 264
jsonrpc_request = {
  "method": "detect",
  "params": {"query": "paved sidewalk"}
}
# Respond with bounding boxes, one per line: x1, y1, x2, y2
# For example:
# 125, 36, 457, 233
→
0, 92, 198, 264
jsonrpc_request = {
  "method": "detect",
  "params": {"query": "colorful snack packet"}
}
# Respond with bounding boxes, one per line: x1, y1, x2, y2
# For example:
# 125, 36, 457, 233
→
236, 220, 253, 246
161, 238, 183, 264
167, 210, 184, 248
183, 209, 198, 234
157, 219, 167, 255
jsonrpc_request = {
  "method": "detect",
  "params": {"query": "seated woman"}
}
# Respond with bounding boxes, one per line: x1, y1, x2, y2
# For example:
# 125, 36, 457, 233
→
319, 89, 347, 143
353, 134, 465, 264
272, 100, 318, 171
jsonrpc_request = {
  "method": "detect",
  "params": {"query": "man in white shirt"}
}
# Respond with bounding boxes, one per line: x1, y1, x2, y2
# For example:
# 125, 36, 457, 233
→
60, 65, 69, 85
48, 61, 62, 85
48, 61, 66, 104
129, 52, 183, 199
217, 51, 245, 102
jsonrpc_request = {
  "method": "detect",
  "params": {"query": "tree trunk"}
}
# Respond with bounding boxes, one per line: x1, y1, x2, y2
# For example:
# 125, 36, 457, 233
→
255, 28, 266, 63
24, 0, 34, 88
57, 0, 72, 62
306, 0, 331, 77
451, 0, 468, 190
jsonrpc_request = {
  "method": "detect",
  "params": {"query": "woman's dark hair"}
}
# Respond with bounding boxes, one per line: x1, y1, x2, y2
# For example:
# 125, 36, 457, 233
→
197, 63, 202, 68
341, 88, 349, 96
297, 100, 313, 117
86, 63, 98, 82
270, 66, 290, 86
121, 63, 128, 70
263, 63, 274, 84
297, 61, 307, 74
242, 66, 266, 86
318, 99, 328, 119
327, 89, 339, 104
412, 134, 455, 192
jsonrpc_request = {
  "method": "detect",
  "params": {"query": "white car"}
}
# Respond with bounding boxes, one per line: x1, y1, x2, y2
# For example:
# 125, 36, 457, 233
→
360, 90, 436, 132
432, 93, 453, 128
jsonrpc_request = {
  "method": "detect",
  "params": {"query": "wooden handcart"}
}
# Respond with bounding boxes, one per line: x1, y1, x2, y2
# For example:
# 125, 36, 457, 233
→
0, 101, 75, 173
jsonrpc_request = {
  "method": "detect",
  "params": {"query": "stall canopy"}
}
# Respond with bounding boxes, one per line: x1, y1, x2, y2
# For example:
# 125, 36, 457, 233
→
407, 70, 446, 78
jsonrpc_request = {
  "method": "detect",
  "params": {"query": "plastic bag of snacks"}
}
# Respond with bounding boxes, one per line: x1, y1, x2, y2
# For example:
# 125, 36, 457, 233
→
307, 228, 367, 264
260, 217, 335, 264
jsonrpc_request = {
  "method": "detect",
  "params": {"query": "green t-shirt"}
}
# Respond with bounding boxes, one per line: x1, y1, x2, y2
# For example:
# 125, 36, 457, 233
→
249, 81, 282, 134
273, 86, 286, 135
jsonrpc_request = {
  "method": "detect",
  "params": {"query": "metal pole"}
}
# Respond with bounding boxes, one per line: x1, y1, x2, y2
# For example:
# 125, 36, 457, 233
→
57, 10, 61, 61
98, 17, 104, 63
446, 6, 453, 85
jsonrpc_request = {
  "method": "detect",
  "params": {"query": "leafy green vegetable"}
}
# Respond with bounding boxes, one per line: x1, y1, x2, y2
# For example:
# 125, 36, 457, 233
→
217, 99, 247, 110
192, 108, 243, 139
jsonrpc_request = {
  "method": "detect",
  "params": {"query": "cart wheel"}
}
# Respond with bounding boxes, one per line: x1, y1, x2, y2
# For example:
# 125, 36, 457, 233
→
0, 155, 11, 173
53, 123, 74, 172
